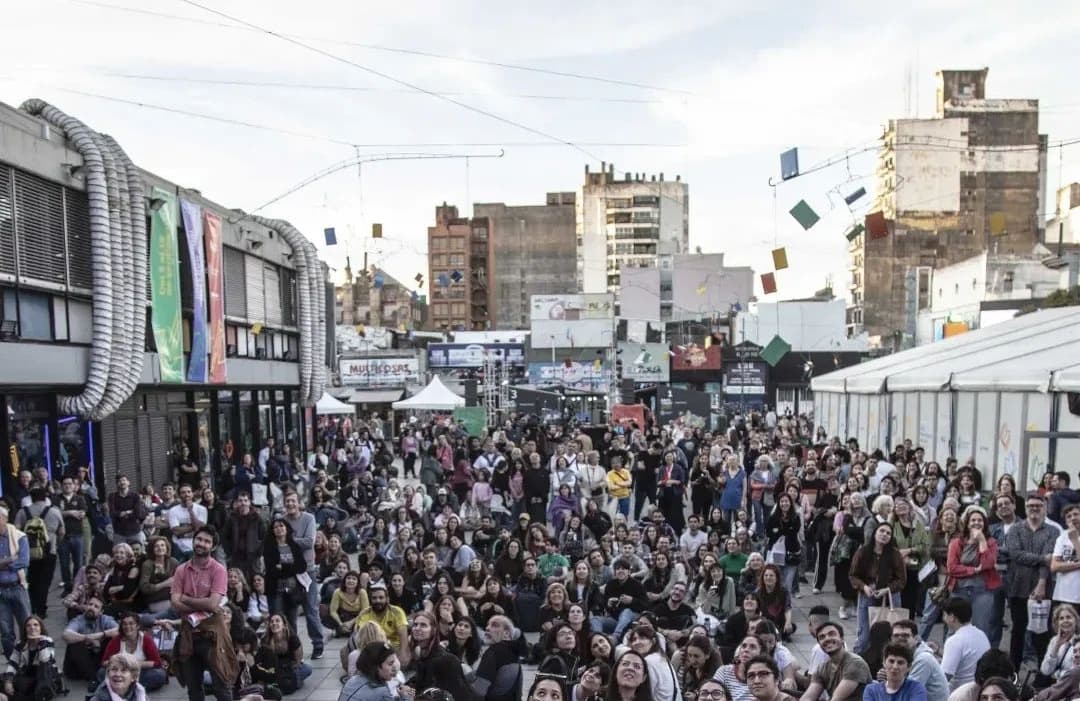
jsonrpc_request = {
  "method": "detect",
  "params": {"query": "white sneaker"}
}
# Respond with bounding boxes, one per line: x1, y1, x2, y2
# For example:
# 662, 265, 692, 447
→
838, 606, 848, 619
812, 588, 822, 595
795, 592, 803, 599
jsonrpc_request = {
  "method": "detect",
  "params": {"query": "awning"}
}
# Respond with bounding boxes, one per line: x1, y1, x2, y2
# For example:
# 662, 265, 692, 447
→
346, 389, 405, 404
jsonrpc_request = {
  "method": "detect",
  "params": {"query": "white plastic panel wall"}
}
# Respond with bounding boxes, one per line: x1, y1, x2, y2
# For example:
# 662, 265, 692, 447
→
814, 393, 825, 434
1025, 393, 1053, 492
996, 393, 1024, 487
918, 393, 936, 453
935, 393, 952, 464
867, 395, 880, 455
901, 393, 919, 445
836, 393, 849, 440
889, 393, 904, 449
955, 393, 977, 465
856, 395, 870, 448
974, 392, 999, 471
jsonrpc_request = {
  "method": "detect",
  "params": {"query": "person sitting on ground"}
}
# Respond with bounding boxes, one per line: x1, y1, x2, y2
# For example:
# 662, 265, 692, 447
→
61, 595, 119, 685
5, 615, 63, 701
473, 615, 523, 701
863, 642, 927, 701
90, 652, 146, 701
799, 621, 871, 701
98, 611, 168, 691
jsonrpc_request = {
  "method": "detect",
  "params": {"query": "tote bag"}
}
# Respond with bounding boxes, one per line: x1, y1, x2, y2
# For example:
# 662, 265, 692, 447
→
868, 594, 910, 626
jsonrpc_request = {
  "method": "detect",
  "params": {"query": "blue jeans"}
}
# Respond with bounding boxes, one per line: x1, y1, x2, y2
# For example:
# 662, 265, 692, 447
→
919, 589, 941, 641
591, 609, 639, 640
0, 584, 32, 657
295, 662, 313, 687
751, 499, 765, 535
617, 497, 631, 518
58, 533, 84, 589
856, 590, 901, 653
781, 564, 799, 596
953, 579, 996, 638
303, 567, 325, 651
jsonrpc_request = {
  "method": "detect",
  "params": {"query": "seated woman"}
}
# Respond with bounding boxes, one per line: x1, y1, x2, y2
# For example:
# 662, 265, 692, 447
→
91, 652, 145, 701
319, 560, 351, 630
98, 611, 168, 691
328, 571, 368, 637
225, 568, 252, 615
138, 536, 177, 616
5, 615, 63, 701
444, 616, 482, 668
318, 533, 351, 581
253, 614, 312, 694
103, 543, 141, 617
246, 573, 271, 633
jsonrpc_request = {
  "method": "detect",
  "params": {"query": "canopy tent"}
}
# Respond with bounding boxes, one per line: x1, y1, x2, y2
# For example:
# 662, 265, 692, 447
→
315, 392, 355, 415
810, 307, 1080, 492
393, 375, 465, 411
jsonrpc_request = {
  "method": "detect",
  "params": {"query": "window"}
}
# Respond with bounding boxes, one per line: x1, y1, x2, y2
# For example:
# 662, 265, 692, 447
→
451, 302, 466, 315
450, 237, 465, 249
450, 254, 465, 266
1003, 271, 1015, 293
2, 289, 53, 340
432, 237, 447, 251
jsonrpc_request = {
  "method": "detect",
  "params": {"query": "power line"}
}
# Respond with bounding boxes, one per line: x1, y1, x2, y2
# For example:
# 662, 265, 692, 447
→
69, 0, 690, 95
175, 0, 602, 161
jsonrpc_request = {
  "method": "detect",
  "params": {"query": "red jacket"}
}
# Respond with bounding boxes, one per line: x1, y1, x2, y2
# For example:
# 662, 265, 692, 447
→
101, 633, 164, 668
946, 536, 1002, 591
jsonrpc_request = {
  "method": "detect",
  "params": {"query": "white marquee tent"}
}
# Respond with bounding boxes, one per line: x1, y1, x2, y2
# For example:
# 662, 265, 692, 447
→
315, 392, 355, 415
811, 307, 1080, 491
392, 375, 465, 411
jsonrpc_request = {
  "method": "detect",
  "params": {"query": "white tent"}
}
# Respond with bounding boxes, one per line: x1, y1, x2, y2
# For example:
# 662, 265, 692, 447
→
393, 376, 465, 411
810, 307, 1080, 492
315, 392, 355, 415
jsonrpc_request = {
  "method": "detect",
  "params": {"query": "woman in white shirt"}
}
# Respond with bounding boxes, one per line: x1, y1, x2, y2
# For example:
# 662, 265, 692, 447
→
1041, 603, 1080, 682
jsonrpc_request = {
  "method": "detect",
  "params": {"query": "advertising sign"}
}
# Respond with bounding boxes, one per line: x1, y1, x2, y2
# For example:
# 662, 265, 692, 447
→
180, 199, 208, 383
671, 343, 722, 371
453, 407, 487, 437
618, 342, 670, 383
657, 386, 712, 428
428, 343, 525, 368
724, 361, 767, 395
527, 362, 611, 391
149, 187, 184, 383
340, 357, 420, 386
732, 341, 763, 362
203, 211, 227, 383
531, 294, 614, 321
508, 386, 563, 415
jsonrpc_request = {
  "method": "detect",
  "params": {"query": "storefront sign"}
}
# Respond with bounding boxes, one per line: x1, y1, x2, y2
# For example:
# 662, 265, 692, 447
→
203, 211, 227, 383
732, 341, 764, 362
428, 343, 525, 368
527, 362, 611, 390
725, 361, 767, 395
657, 386, 712, 428
149, 187, 184, 383
180, 199, 208, 383
618, 342, 670, 383
340, 357, 420, 386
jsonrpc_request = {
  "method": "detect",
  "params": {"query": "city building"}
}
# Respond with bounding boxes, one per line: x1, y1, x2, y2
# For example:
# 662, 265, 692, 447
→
914, 245, 1072, 345
848, 67, 1048, 347
577, 163, 689, 295
618, 252, 754, 321
427, 203, 491, 331
335, 266, 424, 330
0, 99, 328, 496
473, 192, 576, 329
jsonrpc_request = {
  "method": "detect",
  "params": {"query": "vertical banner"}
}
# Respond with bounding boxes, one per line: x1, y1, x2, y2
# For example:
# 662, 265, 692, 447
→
203, 211, 228, 383
149, 187, 184, 382
181, 200, 208, 383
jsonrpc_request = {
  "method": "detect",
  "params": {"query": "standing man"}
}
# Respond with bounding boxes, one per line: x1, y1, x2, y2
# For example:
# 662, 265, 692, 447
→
170, 526, 235, 701
108, 474, 147, 546
14, 487, 63, 617
221, 491, 265, 583
168, 485, 207, 561
283, 490, 325, 659
0, 505, 31, 660
1002, 493, 1057, 670
257, 437, 275, 480
634, 441, 661, 522
57, 474, 88, 595
657, 449, 687, 535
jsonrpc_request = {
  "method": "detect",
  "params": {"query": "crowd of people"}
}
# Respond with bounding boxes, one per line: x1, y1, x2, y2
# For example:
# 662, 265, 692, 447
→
0, 406, 1077, 701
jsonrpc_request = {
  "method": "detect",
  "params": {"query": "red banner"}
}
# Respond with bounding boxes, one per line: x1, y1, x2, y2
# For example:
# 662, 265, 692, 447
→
672, 343, 722, 371
611, 404, 646, 429
203, 211, 228, 383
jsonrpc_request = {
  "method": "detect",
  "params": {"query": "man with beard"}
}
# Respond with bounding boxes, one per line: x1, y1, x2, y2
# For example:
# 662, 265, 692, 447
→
221, 491, 266, 582
473, 615, 523, 701
355, 583, 409, 654
650, 581, 696, 643
170, 526, 234, 701
746, 655, 799, 701
283, 490, 326, 659
61, 595, 119, 683
411, 547, 452, 601
800, 622, 871, 701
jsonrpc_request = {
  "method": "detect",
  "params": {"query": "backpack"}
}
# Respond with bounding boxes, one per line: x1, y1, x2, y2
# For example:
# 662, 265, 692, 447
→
22, 507, 50, 561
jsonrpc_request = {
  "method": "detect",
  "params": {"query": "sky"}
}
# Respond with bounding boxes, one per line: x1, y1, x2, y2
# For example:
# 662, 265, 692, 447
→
3, 0, 1080, 306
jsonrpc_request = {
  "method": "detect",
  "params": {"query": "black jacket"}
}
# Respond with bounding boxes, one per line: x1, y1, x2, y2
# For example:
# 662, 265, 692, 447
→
263, 538, 307, 595
601, 576, 647, 615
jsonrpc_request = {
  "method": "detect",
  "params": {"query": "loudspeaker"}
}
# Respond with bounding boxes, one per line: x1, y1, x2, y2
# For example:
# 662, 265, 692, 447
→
464, 380, 478, 406
1068, 392, 1080, 416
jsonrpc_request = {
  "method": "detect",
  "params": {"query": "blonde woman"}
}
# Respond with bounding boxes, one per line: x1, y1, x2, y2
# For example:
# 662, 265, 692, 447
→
342, 620, 389, 680
1041, 604, 1080, 683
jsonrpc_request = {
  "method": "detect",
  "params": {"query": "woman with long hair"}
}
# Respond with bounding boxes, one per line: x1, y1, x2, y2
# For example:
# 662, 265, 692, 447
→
764, 493, 801, 596
548, 483, 581, 535
341, 640, 402, 701
7, 615, 62, 700
737, 552, 766, 601
538, 621, 584, 680
99, 611, 168, 691
388, 572, 418, 616
474, 576, 514, 628
445, 616, 482, 667
890, 496, 931, 616
494, 538, 526, 584
247, 572, 271, 631
833, 491, 870, 620
431, 595, 461, 639
560, 513, 596, 564
138, 536, 177, 615
585, 632, 615, 667
226, 567, 252, 613
423, 575, 469, 620
457, 558, 488, 604
673, 633, 722, 701
696, 563, 736, 622
530, 675, 569, 701
405, 611, 475, 701
621, 622, 679, 701
540, 582, 571, 632
605, 649, 653, 701
918, 506, 961, 639
103, 542, 140, 616
911, 484, 935, 529
253, 613, 312, 693
690, 453, 716, 519
850, 521, 906, 653
573, 661, 611, 701
754, 565, 795, 641
644, 552, 676, 605
263, 518, 308, 631
567, 560, 605, 616
945, 506, 1001, 635
329, 570, 368, 637
712, 635, 763, 701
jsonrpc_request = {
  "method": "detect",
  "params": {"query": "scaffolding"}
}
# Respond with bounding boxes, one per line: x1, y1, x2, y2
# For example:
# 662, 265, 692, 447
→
481, 352, 510, 428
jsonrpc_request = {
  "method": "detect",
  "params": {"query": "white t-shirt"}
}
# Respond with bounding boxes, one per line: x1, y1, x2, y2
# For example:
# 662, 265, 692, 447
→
679, 529, 708, 556
167, 502, 208, 553
941, 624, 990, 689
1054, 530, 1080, 604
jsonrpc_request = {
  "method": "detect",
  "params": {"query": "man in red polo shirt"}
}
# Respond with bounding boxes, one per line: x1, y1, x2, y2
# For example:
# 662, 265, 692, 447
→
170, 525, 231, 701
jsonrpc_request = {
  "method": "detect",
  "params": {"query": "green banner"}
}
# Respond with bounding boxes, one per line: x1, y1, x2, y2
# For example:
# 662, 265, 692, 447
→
149, 187, 184, 383
453, 407, 487, 437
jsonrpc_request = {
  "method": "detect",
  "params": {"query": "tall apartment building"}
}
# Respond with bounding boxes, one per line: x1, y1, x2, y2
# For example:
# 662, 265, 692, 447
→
473, 192, 576, 329
577, 163, 689, 295
335, 266, 424, 330
848, 68, 1047, 346
427, 203, 491, 331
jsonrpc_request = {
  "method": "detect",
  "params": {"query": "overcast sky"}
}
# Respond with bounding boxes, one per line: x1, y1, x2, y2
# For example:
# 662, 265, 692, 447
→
4, 0, 1080, 305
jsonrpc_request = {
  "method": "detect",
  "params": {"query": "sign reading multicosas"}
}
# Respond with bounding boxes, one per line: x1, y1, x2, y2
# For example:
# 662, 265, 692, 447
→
339, 357, 421, 386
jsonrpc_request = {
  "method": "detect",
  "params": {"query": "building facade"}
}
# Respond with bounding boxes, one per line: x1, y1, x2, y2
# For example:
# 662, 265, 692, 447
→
427, 204, 492, 331
335, 267, 423, 330
0, 99, 328, 497
473, 192, 576, 329
848, 68, 1047, 346
577, 163, 689, 295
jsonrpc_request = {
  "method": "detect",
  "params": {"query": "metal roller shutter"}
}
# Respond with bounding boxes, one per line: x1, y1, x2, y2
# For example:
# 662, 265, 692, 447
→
65, 188, 93, 291
223, 246, 247, 317
149, 416, 171, 488
0, 167, 14, 277
104, 417, 138, 493
281, 269, 297, 326
264, 264, 282, 325
13, 169, 66, 286
245, 255, 265, 322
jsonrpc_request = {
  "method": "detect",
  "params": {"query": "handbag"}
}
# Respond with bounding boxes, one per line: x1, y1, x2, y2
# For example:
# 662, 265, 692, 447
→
868, 594, 910, 625
928, 585, 951, 606
829, 535, 852, 565
1028, 599, 1051, 634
